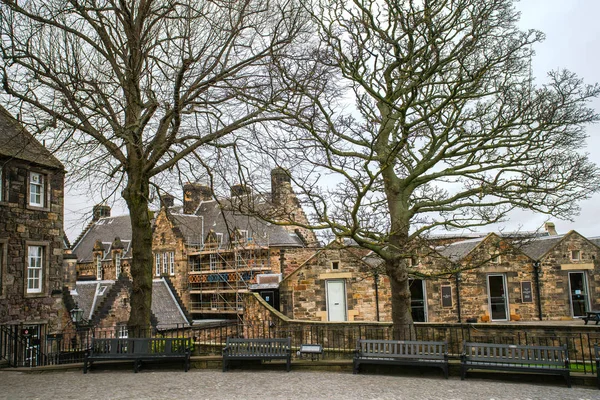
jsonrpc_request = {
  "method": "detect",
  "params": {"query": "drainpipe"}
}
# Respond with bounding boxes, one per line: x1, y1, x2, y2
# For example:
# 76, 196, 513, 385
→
533, 261, 543, 320
374, 271, 380, 322
455, 272, 462, 323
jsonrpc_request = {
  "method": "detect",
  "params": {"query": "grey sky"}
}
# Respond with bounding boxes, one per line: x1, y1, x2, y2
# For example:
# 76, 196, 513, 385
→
63, 0, 600, 241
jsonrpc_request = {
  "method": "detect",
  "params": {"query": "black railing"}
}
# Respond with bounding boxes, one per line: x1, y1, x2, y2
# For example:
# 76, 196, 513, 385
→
2, 322, 600, 375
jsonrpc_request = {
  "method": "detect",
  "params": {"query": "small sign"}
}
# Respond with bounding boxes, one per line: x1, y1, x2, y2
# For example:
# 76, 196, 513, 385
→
521, 281, 533, 303
441, 285, 453, 308
46, 333, 63, 341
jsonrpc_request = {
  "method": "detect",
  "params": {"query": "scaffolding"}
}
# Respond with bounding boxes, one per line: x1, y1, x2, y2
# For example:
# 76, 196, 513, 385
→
186, 236, 272, 317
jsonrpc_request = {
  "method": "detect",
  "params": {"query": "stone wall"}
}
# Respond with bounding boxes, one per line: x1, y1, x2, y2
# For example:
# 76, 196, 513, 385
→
538, 232, 600, 320
0, 159, 65, 331
152, 210, 189, 307
279, 247, 392, 322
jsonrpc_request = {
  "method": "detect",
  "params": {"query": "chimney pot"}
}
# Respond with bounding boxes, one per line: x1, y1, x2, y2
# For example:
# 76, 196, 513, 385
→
160, 193, 175, 208
183, 183, 212, 214
544, 222, 557, 236
92, 204, 111, 221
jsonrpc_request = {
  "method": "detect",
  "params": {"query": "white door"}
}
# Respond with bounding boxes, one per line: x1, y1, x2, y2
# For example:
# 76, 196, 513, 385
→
326, 280, 347, 321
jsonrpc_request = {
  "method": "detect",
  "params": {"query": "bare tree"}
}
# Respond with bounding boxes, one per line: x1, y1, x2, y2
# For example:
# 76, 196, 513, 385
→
234, 0, 600, 330
0, 0, 308, 331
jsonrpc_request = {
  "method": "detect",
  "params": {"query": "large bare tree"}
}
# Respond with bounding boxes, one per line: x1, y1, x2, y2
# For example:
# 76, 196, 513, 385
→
0, 0, 307, 330
235, 0, 600, 329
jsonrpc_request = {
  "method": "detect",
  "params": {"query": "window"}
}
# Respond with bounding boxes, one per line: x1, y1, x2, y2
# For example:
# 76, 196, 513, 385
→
27, 246, 43, 293
169, 252, 175, 275
571, 250, 581, 261
239, 230, 248, 242
162, 253, 168, 274
216, 233, 223, 248
96, 254, 103, 280
155, 253, 160, 276
29, 172, 45, 207
117, 325, 128, 339
115, 252, 121, 278
209, 253, 217, 271
490, 255, 500, 264
331, 261, 340, 270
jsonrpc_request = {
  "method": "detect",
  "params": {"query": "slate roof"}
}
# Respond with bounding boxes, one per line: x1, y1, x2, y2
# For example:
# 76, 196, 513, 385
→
72, 278, 189, 328
151, 279, 189, 329
0, 106, 64, 170
519, 235, 565, 261
72, 215, 132, 262
72, 281, 116, 321
437, 237, 486, 262
588, 237, 600, 248
174, 199, 304, 248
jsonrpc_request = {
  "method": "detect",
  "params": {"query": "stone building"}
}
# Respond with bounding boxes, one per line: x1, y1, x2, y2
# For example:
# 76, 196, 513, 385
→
278, 225, 600, 323
68, 168, 316, 326
0, 106, 66, 355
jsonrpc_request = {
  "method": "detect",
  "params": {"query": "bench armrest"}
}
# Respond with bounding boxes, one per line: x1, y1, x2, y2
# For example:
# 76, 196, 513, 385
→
222, 346, 230, 355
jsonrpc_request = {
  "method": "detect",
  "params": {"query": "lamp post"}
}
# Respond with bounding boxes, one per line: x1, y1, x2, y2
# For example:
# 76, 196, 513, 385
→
70, 303, 92, 351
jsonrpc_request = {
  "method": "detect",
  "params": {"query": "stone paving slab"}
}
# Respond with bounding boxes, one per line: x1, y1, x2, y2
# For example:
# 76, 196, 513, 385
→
0, 369, 598, 400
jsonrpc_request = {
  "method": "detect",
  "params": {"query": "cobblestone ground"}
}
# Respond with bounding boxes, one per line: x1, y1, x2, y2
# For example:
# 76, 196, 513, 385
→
0, 369, 598, 400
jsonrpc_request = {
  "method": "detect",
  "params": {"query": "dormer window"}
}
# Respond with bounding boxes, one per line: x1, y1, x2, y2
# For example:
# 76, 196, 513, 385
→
239, 230, 248, 242
96, 254, 103, 280
115, 252, 121, 278
216, 233, 223, 248
571, 250, 581, 261
29, 172, 45, 207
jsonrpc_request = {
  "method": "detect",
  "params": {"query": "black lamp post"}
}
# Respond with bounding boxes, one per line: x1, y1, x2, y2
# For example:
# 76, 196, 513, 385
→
70, 304, 85, 326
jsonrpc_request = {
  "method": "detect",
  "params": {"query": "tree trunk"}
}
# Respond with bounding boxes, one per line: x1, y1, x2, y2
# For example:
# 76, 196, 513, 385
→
386, 257, 415, 339
123, 173, 153, 337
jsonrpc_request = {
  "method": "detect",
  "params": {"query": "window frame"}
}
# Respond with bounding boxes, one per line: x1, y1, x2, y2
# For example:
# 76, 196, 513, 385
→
155, 253, 161, 276
115, 252, 122, 278
169, 252, 175, 275
28, 171, 45, 207
162, 252, 168, 274
26, 245, 44, 294
571, 249, 581, 261
331, 261, 340, 270
96, 253, 103, 280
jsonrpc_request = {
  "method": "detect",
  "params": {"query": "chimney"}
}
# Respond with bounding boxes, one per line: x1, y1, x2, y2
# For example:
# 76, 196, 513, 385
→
160, 193, 175, 208
271, 167, 291, 205
544, 222, 558, 236
62, 251, 79, 290
231, 184, 251, 198
183, 183, 212, 214
92, 204, 111, 221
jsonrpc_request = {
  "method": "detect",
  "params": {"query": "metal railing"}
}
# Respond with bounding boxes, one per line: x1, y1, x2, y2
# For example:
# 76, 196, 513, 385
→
2, 322, 599, 374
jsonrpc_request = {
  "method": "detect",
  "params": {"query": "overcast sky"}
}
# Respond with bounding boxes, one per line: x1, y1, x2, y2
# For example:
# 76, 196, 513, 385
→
63, 0, 600, 241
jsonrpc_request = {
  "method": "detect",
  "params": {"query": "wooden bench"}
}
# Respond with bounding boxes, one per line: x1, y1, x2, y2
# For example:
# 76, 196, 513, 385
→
84, 337, 191, 373
460, 341, 570, 387
582, 311, 600, 325
353, 339, 449, 378
222, 337, 291, 372
594, 344, 600, 389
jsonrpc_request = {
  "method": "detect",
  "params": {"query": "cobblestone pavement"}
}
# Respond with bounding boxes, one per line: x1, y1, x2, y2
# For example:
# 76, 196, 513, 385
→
0, 369, 598, 400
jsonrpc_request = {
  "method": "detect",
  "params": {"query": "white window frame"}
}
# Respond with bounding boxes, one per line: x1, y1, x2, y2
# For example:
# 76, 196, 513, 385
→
209, 253, 217, 271
96, 254, 103, 280
571, 250, 581, 261
29, 172, 45, 207
216, 233, 223, 248
27, 246, 43, 293
115, 252, 121, 278
490, 254, 500, 264
169, 252, 175, 275
155, 253, 160, 276
117, 325, 128, 339
331, 261, 340, 270
239, 230, 248, 242
162, 252, 168, 274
